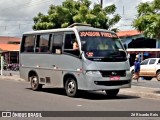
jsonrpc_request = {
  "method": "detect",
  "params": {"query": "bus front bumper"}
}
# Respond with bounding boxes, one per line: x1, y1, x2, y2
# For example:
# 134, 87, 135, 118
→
80, 70, 132, 91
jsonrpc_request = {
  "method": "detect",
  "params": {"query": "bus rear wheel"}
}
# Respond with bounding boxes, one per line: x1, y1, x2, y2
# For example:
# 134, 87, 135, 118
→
65, 78, 78, 97
30, 75, 42, 91
105, 89, 119, 97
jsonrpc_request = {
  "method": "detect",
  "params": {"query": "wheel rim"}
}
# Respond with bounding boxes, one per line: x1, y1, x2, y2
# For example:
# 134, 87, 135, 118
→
67, 80, 75, 94
31, 76, 38, 89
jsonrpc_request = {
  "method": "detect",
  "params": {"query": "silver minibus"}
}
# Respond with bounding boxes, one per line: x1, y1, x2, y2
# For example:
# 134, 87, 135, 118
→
20, 23, 132, 97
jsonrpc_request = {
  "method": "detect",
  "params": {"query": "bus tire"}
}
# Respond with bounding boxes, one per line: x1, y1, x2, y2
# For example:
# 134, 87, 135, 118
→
105, 89, 119, 97
30, 75, 42, 91
65, 77, 78, 97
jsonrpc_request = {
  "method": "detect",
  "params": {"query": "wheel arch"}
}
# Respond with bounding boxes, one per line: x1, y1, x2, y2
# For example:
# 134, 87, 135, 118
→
28, 70, 38, 82
156, 69, 160, 74
63, 73, 78, 89
156, 70, 160, 81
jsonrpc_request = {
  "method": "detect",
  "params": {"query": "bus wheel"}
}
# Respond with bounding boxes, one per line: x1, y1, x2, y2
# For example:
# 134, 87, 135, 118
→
156, 71, 160, 81
65, 78, 77, 97
30, 75, 42, 91
105, 89, 119, 97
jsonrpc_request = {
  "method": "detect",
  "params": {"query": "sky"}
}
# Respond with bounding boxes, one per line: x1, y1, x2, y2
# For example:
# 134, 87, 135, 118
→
0, 0, 154, 37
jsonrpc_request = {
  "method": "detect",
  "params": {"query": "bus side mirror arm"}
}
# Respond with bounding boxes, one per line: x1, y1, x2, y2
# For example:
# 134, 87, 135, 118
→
79, 51, 83, 59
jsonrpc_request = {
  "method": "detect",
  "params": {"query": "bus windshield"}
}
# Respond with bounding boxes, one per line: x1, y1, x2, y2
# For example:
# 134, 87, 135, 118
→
79, 31, 127, 62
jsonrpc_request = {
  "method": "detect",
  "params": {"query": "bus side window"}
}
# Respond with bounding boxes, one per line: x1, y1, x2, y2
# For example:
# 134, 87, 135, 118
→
63, 34, 80, 57
35, 34, 51, 53
21, 35, 35, 53
64, 34, 74, 49
52, 33, 63, 54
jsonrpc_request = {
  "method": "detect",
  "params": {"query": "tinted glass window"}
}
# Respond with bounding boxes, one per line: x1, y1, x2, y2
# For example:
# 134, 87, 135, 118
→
21, 35, 35, 52
52, 33, 63, 54
64, 34, 76, 49
141, 59, 149, 65
79, 31, 126, 62
35, 34, 51, 53
149, 59, 156, 65
63, 33, 80, 57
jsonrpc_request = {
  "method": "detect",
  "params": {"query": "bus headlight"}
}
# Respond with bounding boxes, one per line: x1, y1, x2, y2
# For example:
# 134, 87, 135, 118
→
86, 71, 101, 75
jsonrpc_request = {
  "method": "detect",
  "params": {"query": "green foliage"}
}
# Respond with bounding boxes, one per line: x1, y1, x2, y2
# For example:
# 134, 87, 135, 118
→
33, 0, 120, 31
133, 0, 160, 39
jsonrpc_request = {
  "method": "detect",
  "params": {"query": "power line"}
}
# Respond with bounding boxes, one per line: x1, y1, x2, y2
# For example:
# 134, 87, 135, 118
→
0, 0, 52, 12
0, 0, 54, 23
0, 0, 56, 37
0, 19, 33, 21
0, 23, 34, 27
0, 0, 56, 30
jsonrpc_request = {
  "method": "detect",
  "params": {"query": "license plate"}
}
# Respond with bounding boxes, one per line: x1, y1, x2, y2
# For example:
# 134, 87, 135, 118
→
110, 76, 120, 80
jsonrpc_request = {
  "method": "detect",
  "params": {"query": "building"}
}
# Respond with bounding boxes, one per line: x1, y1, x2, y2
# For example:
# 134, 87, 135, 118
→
0, 36, 20, 64
117, 30, 160, 65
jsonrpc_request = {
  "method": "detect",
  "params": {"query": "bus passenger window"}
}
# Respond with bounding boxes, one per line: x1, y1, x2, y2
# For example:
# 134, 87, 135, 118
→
64, 34, 74, 49
63, 34, 80, 57
21, 35, 35, 53
52, 34, 63, 54
36, 34, 51, 53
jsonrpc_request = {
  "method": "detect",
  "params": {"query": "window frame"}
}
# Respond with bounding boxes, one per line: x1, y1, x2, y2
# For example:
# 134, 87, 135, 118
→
51, 32, 64, 54
63, 32, 80, 57
140, 59, 149, 65
20, 34, 36, 53
149, 59, 156, 65
35, 33, 52, 54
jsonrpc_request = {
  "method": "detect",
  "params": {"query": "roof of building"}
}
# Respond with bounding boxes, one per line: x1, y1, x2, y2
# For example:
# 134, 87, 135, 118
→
0, 36, 21, 44
116, 30, 142, 37
0, 44, 20, 51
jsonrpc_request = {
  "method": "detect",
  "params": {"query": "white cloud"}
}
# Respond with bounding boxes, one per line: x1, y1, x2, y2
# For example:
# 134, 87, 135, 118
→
0, 0, 63, 37
141, 0, 153, 2
104, 0, 154, 30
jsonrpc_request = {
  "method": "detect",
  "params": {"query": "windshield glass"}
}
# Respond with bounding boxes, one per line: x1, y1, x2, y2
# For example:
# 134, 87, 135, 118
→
79, 31, 127, 62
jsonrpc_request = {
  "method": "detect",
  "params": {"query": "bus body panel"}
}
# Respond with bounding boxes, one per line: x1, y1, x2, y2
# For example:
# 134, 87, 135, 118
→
20, 53, 83, 88
20, 53, 131, 90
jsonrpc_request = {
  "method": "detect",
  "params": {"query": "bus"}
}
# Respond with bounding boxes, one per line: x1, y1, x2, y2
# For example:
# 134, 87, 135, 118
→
19, 23, 132, 97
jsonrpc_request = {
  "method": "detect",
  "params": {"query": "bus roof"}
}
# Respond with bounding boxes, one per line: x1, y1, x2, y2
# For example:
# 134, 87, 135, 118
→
23, 25, 115, 35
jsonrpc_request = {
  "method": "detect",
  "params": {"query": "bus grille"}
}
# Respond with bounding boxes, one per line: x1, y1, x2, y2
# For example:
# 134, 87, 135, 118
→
99, 70, 126, 77
94, 80, 130, 86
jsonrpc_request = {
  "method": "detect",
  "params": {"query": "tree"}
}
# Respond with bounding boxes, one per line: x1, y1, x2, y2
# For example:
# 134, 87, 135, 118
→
133, 0, 160, 39
32, 0, 121, 31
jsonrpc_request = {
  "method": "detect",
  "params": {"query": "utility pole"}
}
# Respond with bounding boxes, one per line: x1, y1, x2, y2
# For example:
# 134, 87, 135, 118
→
100, 0, 103, 8
123, 6, 124, 16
